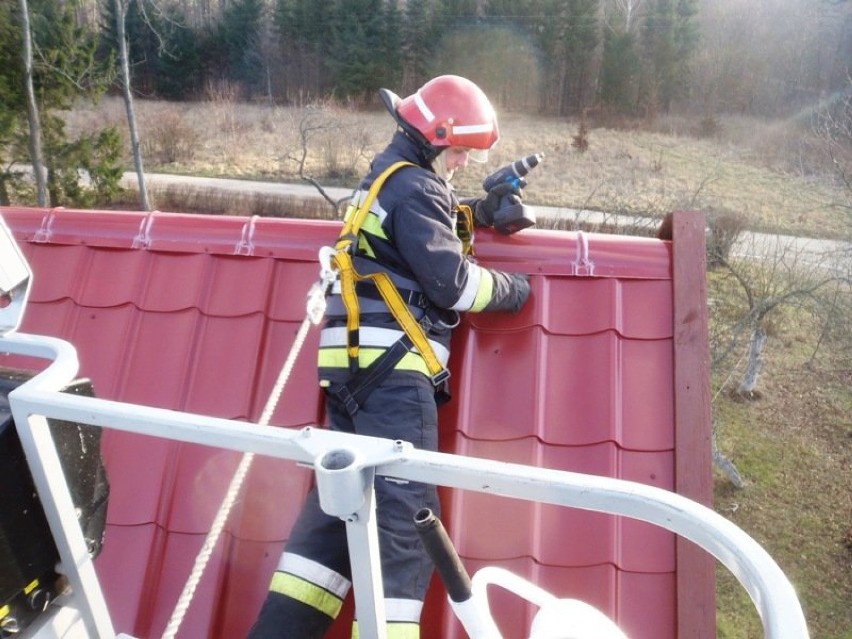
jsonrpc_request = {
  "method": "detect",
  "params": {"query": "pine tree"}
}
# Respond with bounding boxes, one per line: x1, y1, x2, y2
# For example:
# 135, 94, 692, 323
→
209, 0, 266, 97
2, 0, 120, 207
600, 24, 640, 114
324, 0, 387, 102
530, 0, 600, 116
401, 0, 443, 94
640, 0, 698, 115
0, 1, 26, 204
98, 0, 202, 100
274, 0, 334, 101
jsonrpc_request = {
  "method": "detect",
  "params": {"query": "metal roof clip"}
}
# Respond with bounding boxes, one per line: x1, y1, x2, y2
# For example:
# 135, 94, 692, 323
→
132, 211, 156, 249
571, 230, 595, 276
34, 207, 62, 243
235, 216, 258, 256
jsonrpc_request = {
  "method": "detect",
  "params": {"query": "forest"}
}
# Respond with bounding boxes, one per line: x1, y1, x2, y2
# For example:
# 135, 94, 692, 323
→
3, 0, 851, 209
82, 0, 852, 116
4, 1, 852, 115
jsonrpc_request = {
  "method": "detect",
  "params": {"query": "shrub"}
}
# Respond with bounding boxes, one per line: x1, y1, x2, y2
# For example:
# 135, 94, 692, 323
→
142, 108, 201, 165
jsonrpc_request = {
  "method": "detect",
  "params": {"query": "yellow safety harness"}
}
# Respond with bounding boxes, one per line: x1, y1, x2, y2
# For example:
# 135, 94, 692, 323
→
328, 162, 450, 413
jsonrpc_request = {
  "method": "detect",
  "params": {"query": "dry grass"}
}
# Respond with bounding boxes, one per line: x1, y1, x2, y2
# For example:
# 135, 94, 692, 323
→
65, 96, 850, 240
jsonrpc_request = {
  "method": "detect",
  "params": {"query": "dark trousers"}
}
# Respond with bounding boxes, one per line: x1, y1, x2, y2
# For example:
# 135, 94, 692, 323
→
249, 379, 440, 638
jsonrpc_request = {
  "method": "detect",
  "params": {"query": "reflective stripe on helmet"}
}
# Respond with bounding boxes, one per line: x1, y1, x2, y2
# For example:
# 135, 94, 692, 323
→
414, 91, 435, 122
453, 123, 495, 136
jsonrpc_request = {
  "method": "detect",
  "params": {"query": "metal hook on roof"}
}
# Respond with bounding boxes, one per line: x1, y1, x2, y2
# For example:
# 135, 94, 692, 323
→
235, 215, 258, 256
571, 230, 595, 276
132, 211, 157, 249
34, 207, 64, 243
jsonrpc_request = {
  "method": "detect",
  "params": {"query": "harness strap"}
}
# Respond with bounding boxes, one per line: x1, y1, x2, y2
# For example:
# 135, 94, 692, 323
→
351, 281, 431, 309
331, 336, 416, 417
331, 161, 449, 389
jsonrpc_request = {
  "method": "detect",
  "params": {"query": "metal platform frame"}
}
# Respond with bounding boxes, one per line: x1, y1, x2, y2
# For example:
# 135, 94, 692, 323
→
3, 331, 810, 639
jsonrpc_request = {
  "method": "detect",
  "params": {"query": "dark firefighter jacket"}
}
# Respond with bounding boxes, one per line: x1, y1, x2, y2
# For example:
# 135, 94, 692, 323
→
317, 131, 522, 388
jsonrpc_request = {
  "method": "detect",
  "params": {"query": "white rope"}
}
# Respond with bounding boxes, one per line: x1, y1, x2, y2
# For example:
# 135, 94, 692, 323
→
161, 298, 322, 639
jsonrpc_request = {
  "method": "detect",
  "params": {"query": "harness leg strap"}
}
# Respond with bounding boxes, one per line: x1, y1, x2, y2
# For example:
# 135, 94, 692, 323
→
331, 338, 414, 416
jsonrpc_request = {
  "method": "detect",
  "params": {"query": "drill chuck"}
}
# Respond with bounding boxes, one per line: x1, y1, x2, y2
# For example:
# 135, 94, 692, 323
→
482, 153, 543, 191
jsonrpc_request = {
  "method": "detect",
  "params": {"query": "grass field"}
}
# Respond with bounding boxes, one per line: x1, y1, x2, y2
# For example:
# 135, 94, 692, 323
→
63, 96, 852, 638
67, 97, 851, 240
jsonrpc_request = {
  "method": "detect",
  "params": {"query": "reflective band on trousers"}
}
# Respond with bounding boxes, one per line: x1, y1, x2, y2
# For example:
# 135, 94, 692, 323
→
351, 621, 420, 639
269, 553, 351, 619
269, 572, 345, 619
320, 326, 450, 364
277, 552, 350, 597
352, 598, 424, 639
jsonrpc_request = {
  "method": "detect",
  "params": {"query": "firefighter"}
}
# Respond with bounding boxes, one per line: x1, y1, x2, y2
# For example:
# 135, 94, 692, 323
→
248, 75, 531, 639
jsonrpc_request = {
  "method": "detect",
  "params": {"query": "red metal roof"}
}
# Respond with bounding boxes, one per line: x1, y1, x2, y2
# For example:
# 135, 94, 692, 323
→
0, 205, 712, 639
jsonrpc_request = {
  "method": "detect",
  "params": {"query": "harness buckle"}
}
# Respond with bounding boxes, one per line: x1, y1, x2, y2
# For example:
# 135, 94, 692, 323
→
306, 246, 340, 325
318, 245, 338, 285
430, 368, 451, 387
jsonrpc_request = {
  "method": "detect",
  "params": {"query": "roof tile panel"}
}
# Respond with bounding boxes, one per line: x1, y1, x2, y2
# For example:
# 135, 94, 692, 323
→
2, 207, 696, 639
94, 524, 158, 635
468, 278, 672, 339
474, 228, 671, 280
251, 320, 325, 427
446, 437, 675, 571
202, 255, 277, 316
101, 431, 179, 524
228, 456, 314, 541
183, 313, 267, 419
112, 309, 198, 408
617, 571, 677, 639
162, 447, 242, 533
18, 302, 137, 398
142, 529, 227, 638
267, 260, 331, 322
215, 537, 288, 638
619, 338, 675, 450
137, 252, 213, 312
20, 244, 87, 303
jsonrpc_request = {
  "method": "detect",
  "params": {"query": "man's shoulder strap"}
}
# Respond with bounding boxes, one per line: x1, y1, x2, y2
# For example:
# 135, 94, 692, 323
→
337, 161, 415, 246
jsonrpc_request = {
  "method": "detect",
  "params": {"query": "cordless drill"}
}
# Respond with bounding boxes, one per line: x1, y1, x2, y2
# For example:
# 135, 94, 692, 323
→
482, 153, 543, 234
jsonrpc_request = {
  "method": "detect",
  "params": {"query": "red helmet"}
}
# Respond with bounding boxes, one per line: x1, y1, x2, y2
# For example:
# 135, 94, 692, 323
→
380, 75, 499, 160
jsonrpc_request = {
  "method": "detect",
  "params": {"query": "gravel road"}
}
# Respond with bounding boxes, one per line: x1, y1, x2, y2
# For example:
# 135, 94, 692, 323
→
127, 171, 850, 275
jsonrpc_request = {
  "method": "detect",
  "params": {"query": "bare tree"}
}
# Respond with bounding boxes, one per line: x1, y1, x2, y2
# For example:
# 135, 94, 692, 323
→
711, 233, 841, 398
113, 0, 151, 211
285, 105, 374, 214
18, 0, 47, 206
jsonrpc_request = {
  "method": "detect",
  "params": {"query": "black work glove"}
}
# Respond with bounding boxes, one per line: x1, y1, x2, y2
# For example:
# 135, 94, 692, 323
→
473, 181, 525, 227
484, 271, 531, 314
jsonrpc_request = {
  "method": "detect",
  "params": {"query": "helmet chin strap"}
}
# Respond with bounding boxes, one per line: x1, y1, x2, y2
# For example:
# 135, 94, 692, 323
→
399, 127, 441, 165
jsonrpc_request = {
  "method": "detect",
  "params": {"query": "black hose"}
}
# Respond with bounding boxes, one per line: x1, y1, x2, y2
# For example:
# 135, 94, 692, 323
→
413, 508, 472, 603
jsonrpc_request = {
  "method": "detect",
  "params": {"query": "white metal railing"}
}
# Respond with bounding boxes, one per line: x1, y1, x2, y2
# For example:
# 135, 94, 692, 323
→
3, 331, 810, 639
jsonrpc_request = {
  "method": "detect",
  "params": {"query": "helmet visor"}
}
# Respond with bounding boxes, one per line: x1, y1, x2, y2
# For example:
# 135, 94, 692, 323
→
468, 148, 489, 163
